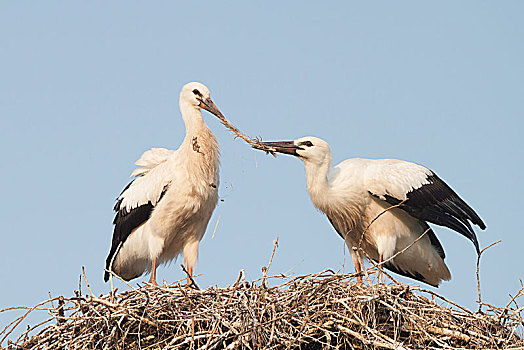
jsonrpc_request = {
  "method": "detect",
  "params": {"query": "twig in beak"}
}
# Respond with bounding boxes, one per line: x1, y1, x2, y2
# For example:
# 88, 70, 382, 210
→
210, 112, 277, 156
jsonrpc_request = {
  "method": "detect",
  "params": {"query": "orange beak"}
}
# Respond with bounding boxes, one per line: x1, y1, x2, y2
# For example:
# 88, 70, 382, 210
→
199, 97, 224, 118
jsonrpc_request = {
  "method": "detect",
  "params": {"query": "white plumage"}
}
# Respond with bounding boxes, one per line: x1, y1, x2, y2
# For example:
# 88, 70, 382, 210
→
131, 148, 175, 177
259, 136, 485, 286
104, 82, 225, 285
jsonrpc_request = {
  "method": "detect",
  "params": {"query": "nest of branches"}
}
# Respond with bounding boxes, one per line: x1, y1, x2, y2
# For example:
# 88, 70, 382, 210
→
3, 267, 523, 350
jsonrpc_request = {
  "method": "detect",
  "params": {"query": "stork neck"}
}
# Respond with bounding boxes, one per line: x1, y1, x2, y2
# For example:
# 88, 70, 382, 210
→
179, 101, 208, 137
304, 158, 332, 205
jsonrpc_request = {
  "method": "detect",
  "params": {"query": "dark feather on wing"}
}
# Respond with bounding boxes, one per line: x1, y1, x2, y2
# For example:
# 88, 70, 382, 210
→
372, 173, 485, 254
104, 181, 169, 282
423, 223, 446, 259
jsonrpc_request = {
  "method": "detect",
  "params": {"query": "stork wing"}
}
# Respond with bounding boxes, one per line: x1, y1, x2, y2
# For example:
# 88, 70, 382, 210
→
104, 148, 175, 282
131, 148, 175, 177
364, 160, 486, 254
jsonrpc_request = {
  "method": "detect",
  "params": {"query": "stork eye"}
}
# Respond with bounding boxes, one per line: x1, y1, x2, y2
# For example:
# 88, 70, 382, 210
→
300, 141, 314, 147
192, 89, 202, 96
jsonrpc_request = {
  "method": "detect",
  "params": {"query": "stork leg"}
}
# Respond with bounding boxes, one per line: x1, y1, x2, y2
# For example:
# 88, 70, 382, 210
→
354, 259, 363, 284
378, 254, 384, 284
350, 249, 363, 283
148, 257, 158, 286
187, 266, 193, 285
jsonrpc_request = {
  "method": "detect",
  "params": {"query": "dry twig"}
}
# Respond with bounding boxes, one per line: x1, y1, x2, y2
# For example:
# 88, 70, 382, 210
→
211, 110, 277, 155
476, 240, 502, 313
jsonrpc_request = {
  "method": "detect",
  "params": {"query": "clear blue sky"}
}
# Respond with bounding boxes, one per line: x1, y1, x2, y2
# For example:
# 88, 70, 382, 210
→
1, 2, 523, 341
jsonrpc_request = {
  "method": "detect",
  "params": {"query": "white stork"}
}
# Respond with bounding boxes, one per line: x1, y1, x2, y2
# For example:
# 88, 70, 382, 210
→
104, 82, 224, 285
258, 136, 486, 287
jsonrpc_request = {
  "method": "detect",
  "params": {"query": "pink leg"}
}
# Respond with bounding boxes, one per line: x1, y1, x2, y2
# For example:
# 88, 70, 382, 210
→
350, 250, 363, 283
355, 259, 363, 283
187, 266, 193, 285
378, 254, 384, 284
187, 267, 193, 285
148, 257, 158, 286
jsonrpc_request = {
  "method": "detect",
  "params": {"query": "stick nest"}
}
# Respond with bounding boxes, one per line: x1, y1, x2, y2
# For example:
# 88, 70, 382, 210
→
3, 271, 523, 349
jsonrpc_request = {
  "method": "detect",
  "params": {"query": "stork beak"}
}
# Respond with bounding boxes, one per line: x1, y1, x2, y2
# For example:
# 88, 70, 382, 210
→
258, 141, 303, 157
199, 97, 224, 118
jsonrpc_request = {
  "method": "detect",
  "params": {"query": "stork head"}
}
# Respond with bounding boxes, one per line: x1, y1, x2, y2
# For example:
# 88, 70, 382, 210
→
180, 82, 224, 118
259, 136, 332, 166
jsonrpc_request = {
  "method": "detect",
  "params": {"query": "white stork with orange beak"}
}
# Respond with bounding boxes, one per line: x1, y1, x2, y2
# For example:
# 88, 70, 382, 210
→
104, 82, 224, 285
258, 136, 485, 287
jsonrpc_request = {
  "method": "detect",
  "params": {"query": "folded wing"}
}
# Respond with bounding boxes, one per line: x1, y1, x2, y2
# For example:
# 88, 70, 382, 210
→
104, 148, 175, 281
365, 160, 485, 254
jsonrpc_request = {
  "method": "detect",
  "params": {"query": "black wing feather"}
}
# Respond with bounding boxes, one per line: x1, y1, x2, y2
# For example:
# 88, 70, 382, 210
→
402, 173, 485, 229
422, 222, 446, 259
104, 181, 168, 282
373, 173, 485, 254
